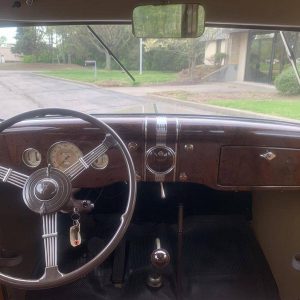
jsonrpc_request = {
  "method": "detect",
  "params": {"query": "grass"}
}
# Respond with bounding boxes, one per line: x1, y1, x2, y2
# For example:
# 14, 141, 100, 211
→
208, 99, 300, 120
41, 69, 177, 86
157, 90, 300, 121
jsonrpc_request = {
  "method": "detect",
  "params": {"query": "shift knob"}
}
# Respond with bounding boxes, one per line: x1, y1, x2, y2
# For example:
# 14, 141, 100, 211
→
147, 238, 170, 288
151, 248, 170, 269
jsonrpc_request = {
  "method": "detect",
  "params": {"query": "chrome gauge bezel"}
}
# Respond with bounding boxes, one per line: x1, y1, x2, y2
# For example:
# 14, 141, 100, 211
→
145, 145, 175, 175
22, 148, 42, 168
91, 153, 109, 170
47, 141, 83, 171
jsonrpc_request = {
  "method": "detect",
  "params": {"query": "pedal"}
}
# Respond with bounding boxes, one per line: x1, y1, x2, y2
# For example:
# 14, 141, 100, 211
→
112, 239, 127, 287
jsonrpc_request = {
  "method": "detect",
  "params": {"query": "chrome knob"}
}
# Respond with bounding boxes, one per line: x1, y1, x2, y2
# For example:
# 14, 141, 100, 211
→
128, 142, 138, 151
151, 248, 170, 269
260, 151, 276, 161
184, 144, 194, 152
150, 238, 170, 269
147, 238, 170, 288
147, 275, 162, 288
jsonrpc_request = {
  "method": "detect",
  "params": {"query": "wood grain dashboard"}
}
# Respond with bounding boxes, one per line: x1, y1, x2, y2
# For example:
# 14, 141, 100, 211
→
1, 115, 300, 191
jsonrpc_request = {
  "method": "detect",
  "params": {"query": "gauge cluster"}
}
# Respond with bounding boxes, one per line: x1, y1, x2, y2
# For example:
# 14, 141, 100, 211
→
22, 141, 109, 172
47, 142, 83, 171
22, 148, 42, 168
146, 146, 175, 175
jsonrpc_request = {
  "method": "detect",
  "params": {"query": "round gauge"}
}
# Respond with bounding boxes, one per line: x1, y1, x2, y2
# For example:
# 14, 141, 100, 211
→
22, 148, 42, 168
92, 154, 109, 170
48, 142, 83, 171
146, 146, 175, 175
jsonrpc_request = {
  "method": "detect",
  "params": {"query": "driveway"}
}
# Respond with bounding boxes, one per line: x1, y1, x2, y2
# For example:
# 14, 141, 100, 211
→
0, 71, 281, 121
104, 81, 276, 97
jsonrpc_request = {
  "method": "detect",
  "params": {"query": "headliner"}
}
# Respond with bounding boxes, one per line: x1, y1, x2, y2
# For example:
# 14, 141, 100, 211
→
0, 0, 299, 30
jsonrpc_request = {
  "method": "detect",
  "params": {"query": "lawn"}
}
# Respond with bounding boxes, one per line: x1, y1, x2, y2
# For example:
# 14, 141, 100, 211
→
41, 69, 177, 86
208, 99, 300, 120
156, 90, 300, 121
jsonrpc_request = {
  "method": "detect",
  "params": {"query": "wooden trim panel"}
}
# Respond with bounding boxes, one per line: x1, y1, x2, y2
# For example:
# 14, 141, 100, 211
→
218, 146, 300, 187
1, 115, 300, 190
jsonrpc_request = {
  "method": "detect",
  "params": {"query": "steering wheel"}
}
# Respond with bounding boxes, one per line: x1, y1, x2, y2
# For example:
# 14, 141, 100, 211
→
0, 108, 137, 289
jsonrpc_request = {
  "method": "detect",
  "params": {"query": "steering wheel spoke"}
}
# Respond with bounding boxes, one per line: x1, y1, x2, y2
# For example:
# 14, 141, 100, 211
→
0, 166, 28, 189
42, 213, 59, 270
64, 133, 118, 181
40, 266, 63, 282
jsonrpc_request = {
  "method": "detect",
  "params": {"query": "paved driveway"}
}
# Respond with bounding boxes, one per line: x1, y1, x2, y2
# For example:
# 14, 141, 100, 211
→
0, 71, 228, 119
0, 71, 280, 121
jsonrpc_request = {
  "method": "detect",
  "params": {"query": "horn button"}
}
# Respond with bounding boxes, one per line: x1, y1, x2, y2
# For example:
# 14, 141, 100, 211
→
34, 178, 58, 201
23, 168, 72, 214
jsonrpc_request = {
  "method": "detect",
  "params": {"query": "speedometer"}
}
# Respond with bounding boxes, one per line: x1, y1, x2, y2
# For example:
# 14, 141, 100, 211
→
48, 142, 83, 171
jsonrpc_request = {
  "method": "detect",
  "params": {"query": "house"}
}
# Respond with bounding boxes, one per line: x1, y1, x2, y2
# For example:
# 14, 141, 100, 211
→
203, 29, 294, 84
0, 44, 22, 63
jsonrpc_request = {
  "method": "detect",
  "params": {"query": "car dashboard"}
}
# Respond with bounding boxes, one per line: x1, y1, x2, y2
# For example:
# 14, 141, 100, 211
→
1, 114, 300, 191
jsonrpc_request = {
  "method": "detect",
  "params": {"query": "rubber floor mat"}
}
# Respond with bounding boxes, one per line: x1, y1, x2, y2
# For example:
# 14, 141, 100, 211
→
180, 215, 279, 300
27, 215, 279, 300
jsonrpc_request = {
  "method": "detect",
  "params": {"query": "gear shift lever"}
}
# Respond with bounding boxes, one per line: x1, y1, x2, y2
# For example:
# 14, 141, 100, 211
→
147, 238, 170, 288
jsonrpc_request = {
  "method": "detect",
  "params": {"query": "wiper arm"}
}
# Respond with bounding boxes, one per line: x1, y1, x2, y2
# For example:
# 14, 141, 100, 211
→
87, 25, 135, 83
279, 31, 300, 86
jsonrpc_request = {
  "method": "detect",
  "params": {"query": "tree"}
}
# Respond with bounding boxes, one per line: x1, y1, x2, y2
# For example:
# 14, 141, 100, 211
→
51, 25, 134, 68
13, 27, 39, 55
87, 25, 133, 70
55, 26, 91, 64
0, 36, 6, 46
12, 27, 53, 62
144, 28, 219, 78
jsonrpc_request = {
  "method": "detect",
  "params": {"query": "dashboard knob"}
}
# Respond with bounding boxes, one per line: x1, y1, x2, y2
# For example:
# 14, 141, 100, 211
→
128, 142, 138, 152
151, 248, 170, 269
179, 172, 188, 181
184, 144, 194, 152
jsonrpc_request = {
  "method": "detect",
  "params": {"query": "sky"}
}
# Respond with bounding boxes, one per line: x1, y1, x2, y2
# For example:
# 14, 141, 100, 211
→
0, 27, 16, 44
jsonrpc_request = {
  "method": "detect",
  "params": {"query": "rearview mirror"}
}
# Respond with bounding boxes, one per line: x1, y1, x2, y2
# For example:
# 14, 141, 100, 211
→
132, 4, 205, 38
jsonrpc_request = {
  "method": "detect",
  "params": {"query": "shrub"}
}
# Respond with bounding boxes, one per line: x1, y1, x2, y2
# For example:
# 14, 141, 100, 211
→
275, 66, 300, 95
22, 55, 37, 63
144, 49, 188, 72
214, 52, 227, 66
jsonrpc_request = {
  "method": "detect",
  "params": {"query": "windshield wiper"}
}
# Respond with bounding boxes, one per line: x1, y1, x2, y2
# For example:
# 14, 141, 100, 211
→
279, 31, 300, 86
87, 25, 135, 83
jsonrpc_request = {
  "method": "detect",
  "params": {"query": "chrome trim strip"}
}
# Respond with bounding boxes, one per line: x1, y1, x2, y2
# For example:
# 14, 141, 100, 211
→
144, 117, 148, 181
155, 117, 167, 181
79, 157, 89, 169
3, 168, 12, 182
156, 117, 167, 146
173, 118, 179, 182
42, 233, 58, 238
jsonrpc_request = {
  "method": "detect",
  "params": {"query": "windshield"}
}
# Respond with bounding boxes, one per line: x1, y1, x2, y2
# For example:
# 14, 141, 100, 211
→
0, 25, 300, 122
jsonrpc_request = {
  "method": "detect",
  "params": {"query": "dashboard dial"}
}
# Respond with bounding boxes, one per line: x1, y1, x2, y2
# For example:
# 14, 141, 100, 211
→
146, 146, 175, 175
22, 148, 42, 168
92, 154, 109, 170
48, 142, 83, 171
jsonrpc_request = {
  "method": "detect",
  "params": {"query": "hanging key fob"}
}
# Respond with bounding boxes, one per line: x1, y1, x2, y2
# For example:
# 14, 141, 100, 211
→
70, 221, 81, 247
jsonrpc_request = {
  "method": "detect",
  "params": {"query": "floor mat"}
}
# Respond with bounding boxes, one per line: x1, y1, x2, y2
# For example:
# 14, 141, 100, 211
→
27, 215, 279, 300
